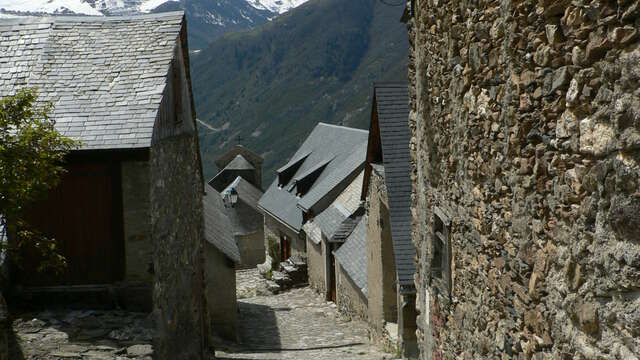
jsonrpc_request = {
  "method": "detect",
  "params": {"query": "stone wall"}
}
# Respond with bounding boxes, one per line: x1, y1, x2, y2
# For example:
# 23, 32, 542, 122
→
335, 263, 368, 321
408, 0, 640, 358
366, 166, 398, 341
307, 238, 326, 296
150, 31, 209, 359
204, 243, 237, 341
235, 231, 265, 269
121, 160, 152, 283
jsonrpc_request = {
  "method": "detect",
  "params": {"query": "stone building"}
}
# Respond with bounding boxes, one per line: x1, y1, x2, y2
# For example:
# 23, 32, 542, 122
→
203, 184, 241, 341
405, 0, 640, 358
209, 146, 265, 268
0, 13, 210, 358
258, 123, 368, 267
209, 145, 263, 192
303, 170, 365, 301
361, 83, 417, 357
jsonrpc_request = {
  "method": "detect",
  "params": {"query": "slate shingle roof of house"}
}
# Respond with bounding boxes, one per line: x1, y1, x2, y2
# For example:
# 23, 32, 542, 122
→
224, 155, 255, 171
203, 184, 241, 263
222, 176, 263, 213
333, 215, 367, 296
259, 123, 368, 232
330, 206, 365, 243
0, 12, 184, 150
372, 83, 414, 287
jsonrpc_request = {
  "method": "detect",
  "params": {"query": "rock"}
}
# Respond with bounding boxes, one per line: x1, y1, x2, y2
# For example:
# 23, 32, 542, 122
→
551, 66, 570, 93
571, 46, 584, 66
576, 302, 599, 336
608, 196, 640, 243
126, 344, 153, 357
566, 78, 580, 105
257, 256, 272, 275
579, 117, 616, 156
534, 45, 551, 66
609, 26, 637, 45
556, 109, 578, 139
585, 35, 610, 64
545, 24, 562, 46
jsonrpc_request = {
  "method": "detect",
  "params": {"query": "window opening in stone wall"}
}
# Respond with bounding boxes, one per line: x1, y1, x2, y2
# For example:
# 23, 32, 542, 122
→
430, 206, 451, 301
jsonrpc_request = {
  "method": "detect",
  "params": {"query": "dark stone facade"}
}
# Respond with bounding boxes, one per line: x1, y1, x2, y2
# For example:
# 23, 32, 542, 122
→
151, 30, 210, 359
408, 0, 640, 358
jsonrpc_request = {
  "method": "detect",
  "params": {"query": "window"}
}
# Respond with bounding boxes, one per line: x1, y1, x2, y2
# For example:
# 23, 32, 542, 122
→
430, 206, 451, 300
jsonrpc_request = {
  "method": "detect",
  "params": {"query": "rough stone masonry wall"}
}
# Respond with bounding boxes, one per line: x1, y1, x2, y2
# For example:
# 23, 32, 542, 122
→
336, 262, 368, 321
408, 0, 640, 359
366, 167, 398, 341
150, 35, 208, 359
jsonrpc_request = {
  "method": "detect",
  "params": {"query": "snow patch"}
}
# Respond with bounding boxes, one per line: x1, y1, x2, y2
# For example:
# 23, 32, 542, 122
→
138, 0, 176, 12
0, 0, 102, 15
247, 0, 308, 14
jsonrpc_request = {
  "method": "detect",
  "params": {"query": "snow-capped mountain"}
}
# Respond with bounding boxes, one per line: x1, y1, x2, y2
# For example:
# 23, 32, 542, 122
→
248, 0, 308, 14
0, 0, 310, 49
0, 0, 308, 16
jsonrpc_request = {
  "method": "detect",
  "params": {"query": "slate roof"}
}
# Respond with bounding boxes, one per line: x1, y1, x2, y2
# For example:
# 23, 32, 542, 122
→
0, 12, 184, 150
371, 83, 414, 287
259, 123, 368, 232
330, 206, 365, 243
222, 176, 263, 213
313, 203, 350, 240
203, 184, 241, 263
225, 155, 255, 171
333, 216, 367, 296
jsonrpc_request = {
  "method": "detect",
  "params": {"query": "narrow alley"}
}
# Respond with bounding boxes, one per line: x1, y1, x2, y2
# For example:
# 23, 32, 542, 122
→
214, 270, 391, 360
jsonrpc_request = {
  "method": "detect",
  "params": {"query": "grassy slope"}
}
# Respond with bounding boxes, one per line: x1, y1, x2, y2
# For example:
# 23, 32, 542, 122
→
191, 0, 408, 183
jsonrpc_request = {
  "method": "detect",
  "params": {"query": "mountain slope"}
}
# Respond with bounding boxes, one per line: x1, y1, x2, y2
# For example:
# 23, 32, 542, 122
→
192, 0, 408, 183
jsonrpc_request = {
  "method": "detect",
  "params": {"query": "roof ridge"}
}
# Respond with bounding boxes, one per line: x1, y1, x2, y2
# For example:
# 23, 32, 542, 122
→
0, 11, 184, 24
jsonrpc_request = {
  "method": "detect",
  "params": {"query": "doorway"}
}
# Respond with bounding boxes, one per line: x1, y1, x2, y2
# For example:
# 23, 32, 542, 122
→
280, 234, 291, 261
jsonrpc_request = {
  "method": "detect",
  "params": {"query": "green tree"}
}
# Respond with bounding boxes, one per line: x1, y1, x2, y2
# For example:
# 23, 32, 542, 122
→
0, 88, 78, 272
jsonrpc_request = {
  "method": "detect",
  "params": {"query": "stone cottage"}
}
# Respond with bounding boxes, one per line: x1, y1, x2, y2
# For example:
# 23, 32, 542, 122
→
203, 184, 240, 341
406, 0, 640, 358
361, 83, 417, 357
0, 12, 210, 358
208, 145, 265, 268
303, 170, 365, 301
258, 123, 369, 267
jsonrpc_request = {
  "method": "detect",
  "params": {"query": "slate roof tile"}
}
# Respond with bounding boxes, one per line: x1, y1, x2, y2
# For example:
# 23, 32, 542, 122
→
333, 216, 367, 296
259, 123, 368, 232
372, 83, 415, 287
0, 12, 184, 150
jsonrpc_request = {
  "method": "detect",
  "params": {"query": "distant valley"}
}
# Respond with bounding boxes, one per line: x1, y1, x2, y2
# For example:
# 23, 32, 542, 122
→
191, 0, 408, 184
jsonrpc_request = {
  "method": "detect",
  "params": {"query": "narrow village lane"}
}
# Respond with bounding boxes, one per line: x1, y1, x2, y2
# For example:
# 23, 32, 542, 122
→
214, 270, 392, 360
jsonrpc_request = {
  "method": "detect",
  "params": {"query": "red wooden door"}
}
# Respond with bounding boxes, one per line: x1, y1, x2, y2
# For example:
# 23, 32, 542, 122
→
18, 161, 125, 286
280, 234, 290, 261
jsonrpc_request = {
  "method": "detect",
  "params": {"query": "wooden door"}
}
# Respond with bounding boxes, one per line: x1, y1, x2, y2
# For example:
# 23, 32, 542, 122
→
17, 161, 125, 286
280, 234, 290, 261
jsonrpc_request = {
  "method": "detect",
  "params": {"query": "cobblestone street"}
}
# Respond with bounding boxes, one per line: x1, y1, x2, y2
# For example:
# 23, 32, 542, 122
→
10, 309, 154, 359
9, 269, 391, 359
214, 270, 391, 360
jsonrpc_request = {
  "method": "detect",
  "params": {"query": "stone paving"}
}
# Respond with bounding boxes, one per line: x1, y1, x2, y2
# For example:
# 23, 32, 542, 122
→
9, 269, 392, 359
10, 309, 154, 359
214, 270, 393, 360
